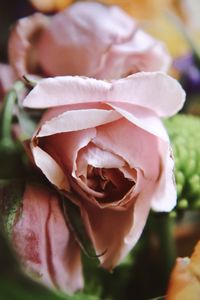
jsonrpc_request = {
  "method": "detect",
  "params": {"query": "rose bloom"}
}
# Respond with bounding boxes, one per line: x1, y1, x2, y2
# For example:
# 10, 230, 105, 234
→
23, 72, 185, 269
9, 2, 171, 80
12, 183, 83, 293
166, 240, 200, 300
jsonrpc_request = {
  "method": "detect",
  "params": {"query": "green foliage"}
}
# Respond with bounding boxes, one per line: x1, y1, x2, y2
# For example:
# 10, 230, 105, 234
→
0, 180, 25, 236
165, 114, 200, 212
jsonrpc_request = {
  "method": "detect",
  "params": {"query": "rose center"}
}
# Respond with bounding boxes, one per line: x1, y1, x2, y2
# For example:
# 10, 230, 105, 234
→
82, 165, 134, 203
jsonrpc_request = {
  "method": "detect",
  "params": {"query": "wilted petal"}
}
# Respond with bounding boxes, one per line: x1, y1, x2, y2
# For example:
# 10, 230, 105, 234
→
12, 184, 83, 293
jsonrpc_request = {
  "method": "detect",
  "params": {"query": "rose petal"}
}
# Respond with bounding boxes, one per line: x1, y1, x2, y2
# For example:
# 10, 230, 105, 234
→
94, 29, 171, 79
107, 102, 169, 141
106, 102, 176, 211
32, 146, 70, 191
93, 118, 160, 180
8, 13, 49, 78
37, 109, 121, 137
36, 128, 96, 188
23, 73, 185, 118
76, 143, 125, 175
151, 142, 177, 212
12, 184, 83, 293
110, 72, 185, 117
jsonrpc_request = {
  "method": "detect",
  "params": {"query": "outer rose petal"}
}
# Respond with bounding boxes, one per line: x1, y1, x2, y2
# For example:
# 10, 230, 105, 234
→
23, 73, 185, 118
12, 184, 83, 293
8, 13, 49, 78
166, 241, 200, 300
94, 29, 171, 79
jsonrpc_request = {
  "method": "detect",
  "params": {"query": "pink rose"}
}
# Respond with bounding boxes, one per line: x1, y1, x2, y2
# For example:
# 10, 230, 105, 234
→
12, 183, 83, 293
8, 2, 171, 80
23, 72, 185, 269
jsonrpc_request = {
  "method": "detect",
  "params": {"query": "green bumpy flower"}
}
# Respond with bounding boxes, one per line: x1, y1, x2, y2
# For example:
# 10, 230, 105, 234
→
165, 114, 200, 212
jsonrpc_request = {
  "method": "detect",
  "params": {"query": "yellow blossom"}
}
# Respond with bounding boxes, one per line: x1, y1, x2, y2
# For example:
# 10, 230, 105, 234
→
29, 0, 73, 12
166, 241, 200, 300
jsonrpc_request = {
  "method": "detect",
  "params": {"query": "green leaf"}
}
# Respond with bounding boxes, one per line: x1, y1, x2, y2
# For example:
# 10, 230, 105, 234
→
0, 179, 25, 236
17, 108, 39, 138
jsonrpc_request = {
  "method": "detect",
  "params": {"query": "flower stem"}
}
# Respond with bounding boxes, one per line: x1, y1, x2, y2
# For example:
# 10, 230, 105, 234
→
0, 81, 24, 147
154, 213, 176, 286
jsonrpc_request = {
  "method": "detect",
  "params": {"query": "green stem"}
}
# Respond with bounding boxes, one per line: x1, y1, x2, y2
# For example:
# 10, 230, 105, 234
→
154, 213, 176, 285
0, 90, 17, 145
0, 81, 24, 147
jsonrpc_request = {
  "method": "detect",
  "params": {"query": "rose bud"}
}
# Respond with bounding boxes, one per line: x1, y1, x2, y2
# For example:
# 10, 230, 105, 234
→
23, 72, 185, 269
166, 241, 200, 300
8, 2, 171, 80
11, 184, 83, 293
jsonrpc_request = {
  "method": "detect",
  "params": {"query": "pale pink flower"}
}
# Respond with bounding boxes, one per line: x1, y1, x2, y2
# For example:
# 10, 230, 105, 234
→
23, 72, 185, 269
9, 2, 171, 80
12, 183, 83, 293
